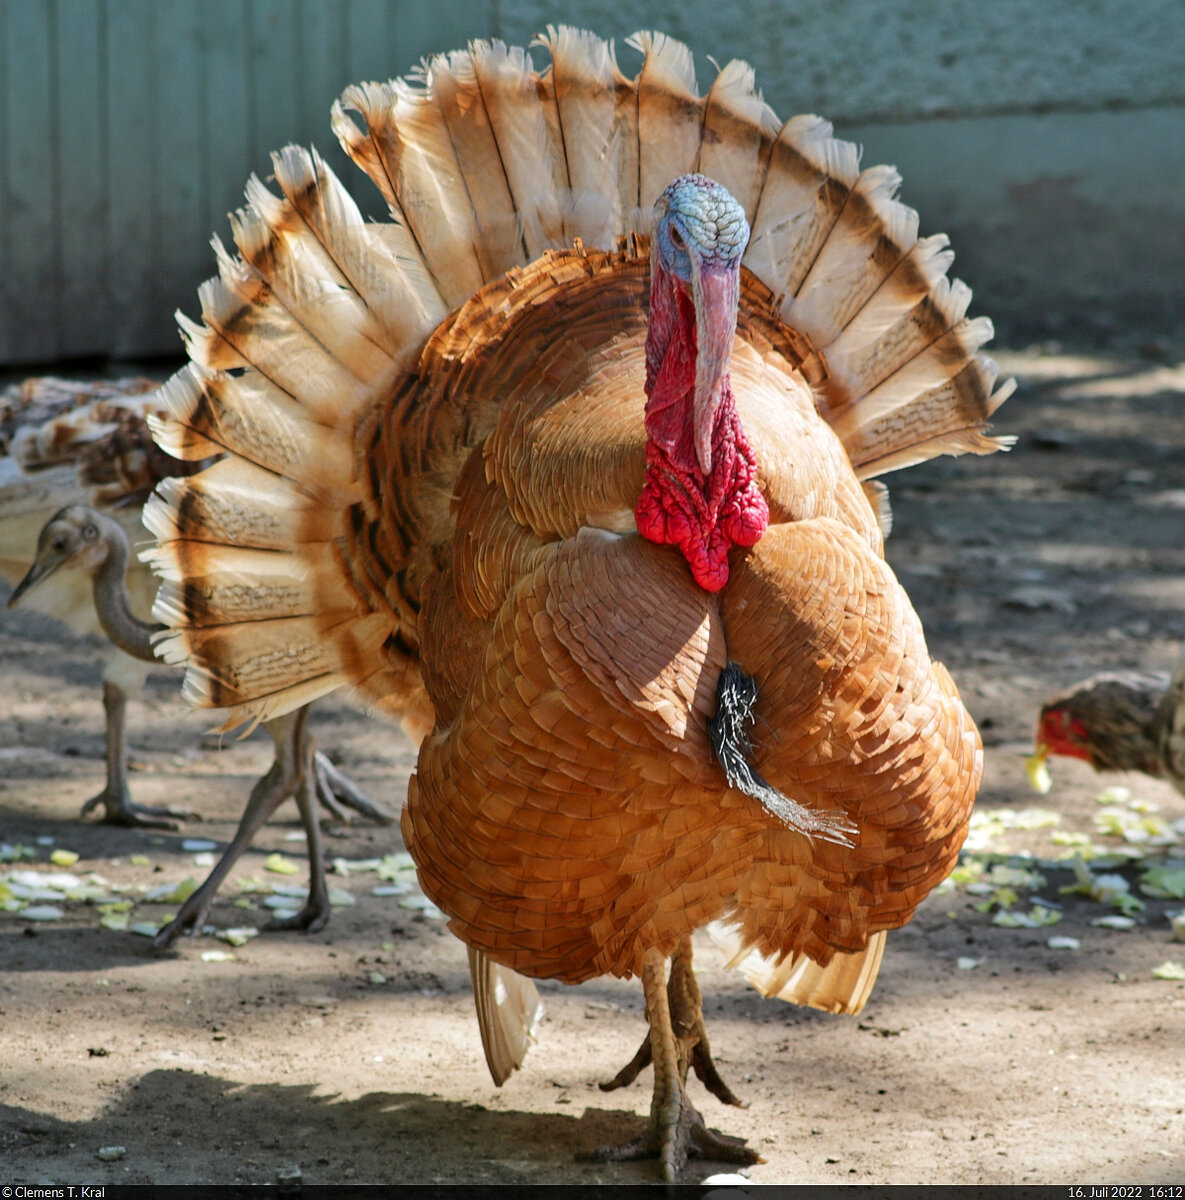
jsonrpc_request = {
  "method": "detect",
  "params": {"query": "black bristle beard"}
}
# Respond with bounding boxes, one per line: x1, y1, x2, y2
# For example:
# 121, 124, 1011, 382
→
708, 661, 855, 847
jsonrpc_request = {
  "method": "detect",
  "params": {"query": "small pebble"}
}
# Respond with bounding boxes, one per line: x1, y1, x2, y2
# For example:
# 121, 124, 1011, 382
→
98, 1145, 127, 1162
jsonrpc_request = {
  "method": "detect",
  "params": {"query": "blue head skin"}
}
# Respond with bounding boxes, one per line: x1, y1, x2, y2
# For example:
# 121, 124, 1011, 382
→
648, 174, 750, 473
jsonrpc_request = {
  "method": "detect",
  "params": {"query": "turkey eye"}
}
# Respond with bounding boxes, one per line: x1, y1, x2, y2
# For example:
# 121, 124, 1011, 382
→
52, 538, 65, 552
669, 225, 685, 250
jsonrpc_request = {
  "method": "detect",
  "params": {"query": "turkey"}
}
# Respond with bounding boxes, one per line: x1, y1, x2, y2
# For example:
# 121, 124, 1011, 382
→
1030, 666, 1185, 792
2, 377, 202, 829
1, 379, 394, 945
143, 28, 1011, 1178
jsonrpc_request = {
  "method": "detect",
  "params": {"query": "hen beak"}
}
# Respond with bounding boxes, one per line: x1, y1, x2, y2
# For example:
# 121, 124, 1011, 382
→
690, 259, 740, 475
1024, 742, 1053, 794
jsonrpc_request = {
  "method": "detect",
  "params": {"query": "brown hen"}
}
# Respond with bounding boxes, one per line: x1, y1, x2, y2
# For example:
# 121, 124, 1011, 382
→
144, 28, 1011, 1177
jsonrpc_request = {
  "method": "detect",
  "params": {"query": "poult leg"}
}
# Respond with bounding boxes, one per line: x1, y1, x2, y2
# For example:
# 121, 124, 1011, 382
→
153, 706, 341, 948
266, 713, 331, 933
311, 750, 394, 825
80, 682, 197, 829
153, 709, 308, 948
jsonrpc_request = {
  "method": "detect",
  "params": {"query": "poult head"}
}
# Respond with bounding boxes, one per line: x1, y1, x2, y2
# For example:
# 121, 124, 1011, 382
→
7, 505, 111, 609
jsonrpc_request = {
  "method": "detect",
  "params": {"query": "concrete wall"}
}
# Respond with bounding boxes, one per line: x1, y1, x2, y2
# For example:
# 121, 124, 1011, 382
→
1, 0, 1181, 364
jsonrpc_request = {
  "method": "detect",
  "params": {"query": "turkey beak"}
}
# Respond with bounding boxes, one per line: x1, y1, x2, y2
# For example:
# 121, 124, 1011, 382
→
691, 259, 740, 475
7, 552, 63, 609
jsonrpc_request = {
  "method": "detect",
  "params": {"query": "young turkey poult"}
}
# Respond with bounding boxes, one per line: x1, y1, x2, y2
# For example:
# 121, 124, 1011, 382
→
143, 29, 1011, 1178
1, 379, 394, 946
1, 377, 201, 829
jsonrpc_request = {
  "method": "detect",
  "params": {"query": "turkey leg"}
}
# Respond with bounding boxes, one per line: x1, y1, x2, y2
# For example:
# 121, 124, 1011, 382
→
153, 707, 331, 948
599, 935, 746, 1107
589, 944, 759, 1181
79, 681, 197, 829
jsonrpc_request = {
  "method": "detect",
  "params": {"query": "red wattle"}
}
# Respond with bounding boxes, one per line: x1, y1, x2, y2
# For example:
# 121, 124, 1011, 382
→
635, 382, 768, 592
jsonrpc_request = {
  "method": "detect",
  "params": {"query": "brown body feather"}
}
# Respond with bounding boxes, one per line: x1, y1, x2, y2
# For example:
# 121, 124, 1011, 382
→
147, 30, 1006, 1025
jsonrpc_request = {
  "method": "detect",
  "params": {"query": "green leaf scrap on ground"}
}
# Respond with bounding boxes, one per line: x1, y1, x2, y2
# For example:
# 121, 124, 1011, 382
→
331, 857, 384, 876
216, 927, 258, 947
1047, 935, 1080, 950
265, 854, 300, 876
144, 878, 199, 905
1139, 865, 1185, 900
377, 852, 417, 882
1151, 960, 1185, 981
236, 876, 273, 895
1095, 807, 1179, 845
21, 904, 65, 922
1060, 857, 1146, 914
1091, 915, 1137, 930
993, 904, 1062, 929
964, 808, 1062, 852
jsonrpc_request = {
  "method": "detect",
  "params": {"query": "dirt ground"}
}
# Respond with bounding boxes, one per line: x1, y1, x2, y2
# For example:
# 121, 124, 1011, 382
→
2, 346, 1185, 1187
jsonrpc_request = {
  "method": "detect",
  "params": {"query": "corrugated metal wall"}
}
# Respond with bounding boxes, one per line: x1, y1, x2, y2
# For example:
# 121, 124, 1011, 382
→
0, 0, 490, 364
2, 2, 1183, 363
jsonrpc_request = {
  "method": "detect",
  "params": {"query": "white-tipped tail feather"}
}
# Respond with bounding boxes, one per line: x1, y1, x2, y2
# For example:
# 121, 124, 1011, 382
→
144, 29, 1011, 1015
708, 923, 887, 1015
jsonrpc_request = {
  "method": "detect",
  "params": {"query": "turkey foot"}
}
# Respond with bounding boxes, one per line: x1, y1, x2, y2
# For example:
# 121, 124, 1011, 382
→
587, 945, 759, 1182
80, 787, 196, 830
81, 682, 197, 829
154, 709, 329, 949
600, 936, 746, 1108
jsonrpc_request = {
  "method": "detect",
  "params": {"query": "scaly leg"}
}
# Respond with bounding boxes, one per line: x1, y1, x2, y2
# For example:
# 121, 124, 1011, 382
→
312, 750, 395, 825
589, 945, 758, 1181
267, 712, 331, 933
79, 682, 197, 830
153, 706, 344, 946
153, 708, 310, 948
600, 936, 746, 1106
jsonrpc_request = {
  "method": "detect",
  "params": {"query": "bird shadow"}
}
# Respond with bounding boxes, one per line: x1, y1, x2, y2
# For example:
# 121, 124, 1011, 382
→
1, 1070, 697, 1185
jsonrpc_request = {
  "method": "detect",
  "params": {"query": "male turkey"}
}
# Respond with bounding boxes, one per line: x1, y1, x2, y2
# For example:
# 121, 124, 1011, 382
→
144, 29, 1011, 1178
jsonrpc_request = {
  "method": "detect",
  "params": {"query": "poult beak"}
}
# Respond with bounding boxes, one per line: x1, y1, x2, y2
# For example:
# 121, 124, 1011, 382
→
690, 260, 741, 475
7, 553, 64, 610
1024, 742, 1052, 794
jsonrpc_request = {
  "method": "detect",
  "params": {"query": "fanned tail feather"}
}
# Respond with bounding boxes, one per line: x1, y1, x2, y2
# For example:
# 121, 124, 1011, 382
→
148, 24, 1011, 736
708, 922, 886, 1015
468, 947, 544, 1086
630, 31, 702, 209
